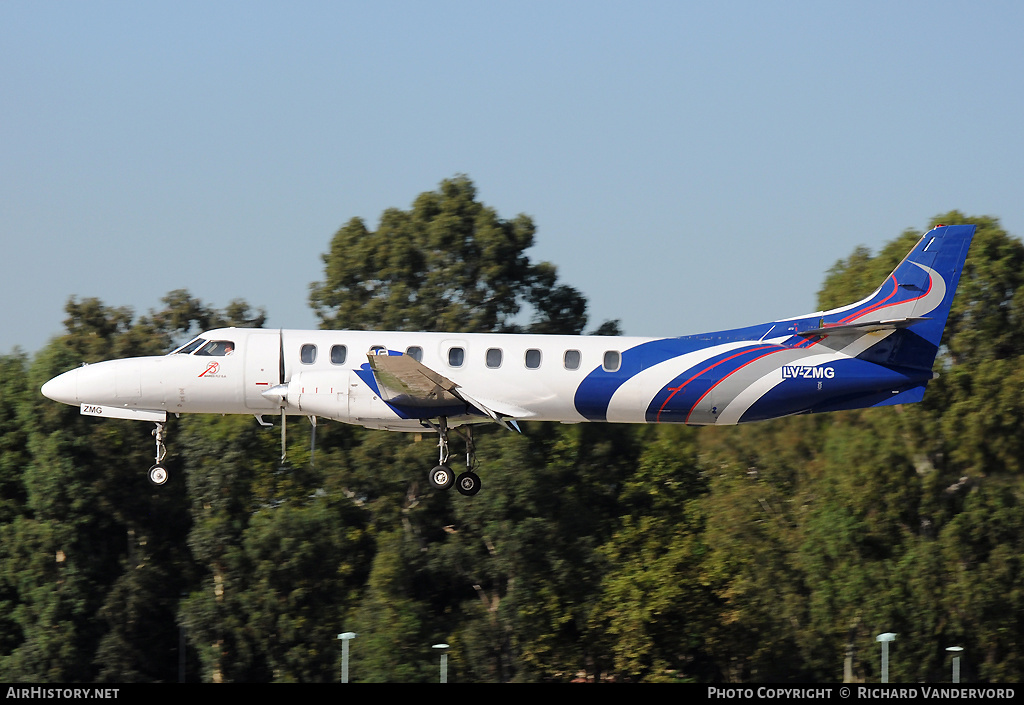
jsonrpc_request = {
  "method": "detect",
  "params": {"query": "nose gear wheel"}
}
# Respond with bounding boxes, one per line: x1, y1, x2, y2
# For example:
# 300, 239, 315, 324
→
148, 422, 169, 486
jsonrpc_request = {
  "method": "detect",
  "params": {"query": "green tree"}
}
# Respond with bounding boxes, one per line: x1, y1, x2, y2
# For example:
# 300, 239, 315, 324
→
592, 425, 714, 682
0, 292, 264, 682
16, 201, 1024, 684
787, 212, 1024, 682
304, 176, 632, 682
239, 497, 372, 681
309, 175, 590, 334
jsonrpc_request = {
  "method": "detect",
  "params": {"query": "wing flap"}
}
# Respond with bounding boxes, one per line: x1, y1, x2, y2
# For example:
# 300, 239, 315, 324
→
453, 388, 528, 432
367, 351, 461, 407
366, 351, 528, 431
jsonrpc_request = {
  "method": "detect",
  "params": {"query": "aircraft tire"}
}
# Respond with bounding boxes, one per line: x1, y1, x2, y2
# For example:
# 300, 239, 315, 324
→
148, 464, 169, 487
456, 471, 481, 496
428, 465, 455, 490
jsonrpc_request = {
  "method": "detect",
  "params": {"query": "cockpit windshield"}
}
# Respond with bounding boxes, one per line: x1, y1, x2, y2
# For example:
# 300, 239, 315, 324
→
168, 338, 236, 356
195, 340, 235, 356
170, 337, 206, 355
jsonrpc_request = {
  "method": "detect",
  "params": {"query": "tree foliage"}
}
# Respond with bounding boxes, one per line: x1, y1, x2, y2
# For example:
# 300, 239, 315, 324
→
2, 186, 1023, 683
309, 175, 592, 334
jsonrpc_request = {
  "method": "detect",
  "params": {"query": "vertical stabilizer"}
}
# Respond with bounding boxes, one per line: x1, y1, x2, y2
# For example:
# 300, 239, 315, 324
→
817, 224, 975, 370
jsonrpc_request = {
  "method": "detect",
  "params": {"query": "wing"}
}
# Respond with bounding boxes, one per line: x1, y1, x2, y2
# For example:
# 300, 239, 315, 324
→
367, 350, 461, 407
367, 350, 528, 431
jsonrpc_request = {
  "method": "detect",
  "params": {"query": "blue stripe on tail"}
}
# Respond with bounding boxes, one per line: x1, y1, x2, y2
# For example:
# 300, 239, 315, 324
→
836, 224, 975, 370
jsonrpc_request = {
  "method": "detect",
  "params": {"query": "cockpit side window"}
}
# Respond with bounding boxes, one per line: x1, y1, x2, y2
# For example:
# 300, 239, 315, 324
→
195, 340, 236, 356
171, 338, 207, 355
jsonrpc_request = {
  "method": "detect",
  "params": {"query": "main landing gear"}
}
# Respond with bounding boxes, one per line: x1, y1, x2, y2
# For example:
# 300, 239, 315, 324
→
148, 422, 170, 487
426, 419, 481, 496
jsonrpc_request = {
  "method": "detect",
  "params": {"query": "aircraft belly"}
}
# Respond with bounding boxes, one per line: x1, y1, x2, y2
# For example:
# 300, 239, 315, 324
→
523, 395, 576, 422
737, 358, 931, 423
451, 374, 557, 422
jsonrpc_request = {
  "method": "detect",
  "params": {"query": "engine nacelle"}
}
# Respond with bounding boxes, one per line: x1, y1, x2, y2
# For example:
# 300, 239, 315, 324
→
285, 370, 347, 419
283, 370, 416, 429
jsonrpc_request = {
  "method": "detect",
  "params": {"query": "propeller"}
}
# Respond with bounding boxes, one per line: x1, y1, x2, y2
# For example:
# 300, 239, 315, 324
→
309, 415, 317, 466
259, 329, 317, 467
279, 329, 287, 465
257, 329, 290, 465
279, 328, 286, 387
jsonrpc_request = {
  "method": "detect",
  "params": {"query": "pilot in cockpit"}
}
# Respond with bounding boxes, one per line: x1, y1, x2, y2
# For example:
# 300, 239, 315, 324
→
195, 340, 235, 357
170, 336, 237, 356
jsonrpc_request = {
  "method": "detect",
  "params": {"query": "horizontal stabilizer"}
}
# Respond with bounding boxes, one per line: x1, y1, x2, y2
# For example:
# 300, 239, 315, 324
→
799, 317, 931, 337
872, 384, 928, 408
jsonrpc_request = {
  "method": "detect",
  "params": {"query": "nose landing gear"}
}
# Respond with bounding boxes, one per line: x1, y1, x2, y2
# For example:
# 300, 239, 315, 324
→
148, 422, 169, 486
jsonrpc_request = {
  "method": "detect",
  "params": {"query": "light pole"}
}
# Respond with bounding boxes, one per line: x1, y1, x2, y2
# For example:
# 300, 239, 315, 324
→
876, 633, 897, 683
338, 632, 357, 683
946, 646, 964, 683
432, 643, 450, 683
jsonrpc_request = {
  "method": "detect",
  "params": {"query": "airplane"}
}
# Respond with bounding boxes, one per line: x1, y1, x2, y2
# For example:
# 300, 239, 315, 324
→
41, 223, 976, 496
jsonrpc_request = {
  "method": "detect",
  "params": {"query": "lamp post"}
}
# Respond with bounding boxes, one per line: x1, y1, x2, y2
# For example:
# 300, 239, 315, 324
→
876, 633, 897, 683
338, 632, 357, 683
946, 646, 964, 683
432, 643, 450, 683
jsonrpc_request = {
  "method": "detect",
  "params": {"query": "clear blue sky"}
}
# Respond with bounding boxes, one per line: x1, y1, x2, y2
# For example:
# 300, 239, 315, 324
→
3, 1, 1023, 354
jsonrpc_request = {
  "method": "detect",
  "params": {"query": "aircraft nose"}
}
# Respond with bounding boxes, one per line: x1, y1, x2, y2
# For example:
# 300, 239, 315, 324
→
41, 368, 79, 406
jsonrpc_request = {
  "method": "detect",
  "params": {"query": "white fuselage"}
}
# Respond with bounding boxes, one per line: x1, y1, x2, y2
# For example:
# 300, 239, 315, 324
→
37, 224, 974, 493
38, 319, 936, 434
42, 328, 664, 431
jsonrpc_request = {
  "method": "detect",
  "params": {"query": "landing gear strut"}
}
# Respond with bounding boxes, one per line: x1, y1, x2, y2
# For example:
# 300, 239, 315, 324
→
426, 418, 481, 496
148, 422, 169, 486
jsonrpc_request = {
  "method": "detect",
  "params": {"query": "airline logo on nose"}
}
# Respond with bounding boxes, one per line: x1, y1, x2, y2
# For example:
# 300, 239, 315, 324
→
199, 362, 221, 377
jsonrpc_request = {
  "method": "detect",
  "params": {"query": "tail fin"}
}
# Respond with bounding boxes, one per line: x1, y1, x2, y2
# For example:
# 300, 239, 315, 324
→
813, 224, 975, 370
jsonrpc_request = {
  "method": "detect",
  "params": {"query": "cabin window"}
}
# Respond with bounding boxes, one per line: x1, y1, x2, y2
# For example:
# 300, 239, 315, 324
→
603, 350, 621, 372
369, 345, 387, 356
448, 347, 465, 367
406, 346, 423, 362
300, 344, 317, 364
486, 348, 503, 369
563, 349, 581, 370
196, 340, 235, 357
525, 348, 542, 369
330, 344, 347, 365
